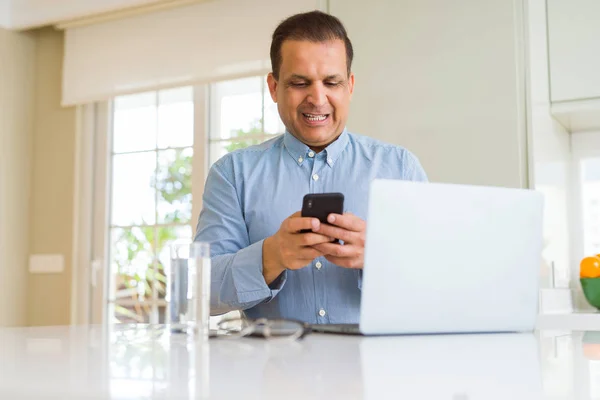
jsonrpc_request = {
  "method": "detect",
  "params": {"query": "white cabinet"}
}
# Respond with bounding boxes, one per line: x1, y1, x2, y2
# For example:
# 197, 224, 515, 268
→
547, 0, 600, 103
546, 0, 600, 131
330, 0, 528, 188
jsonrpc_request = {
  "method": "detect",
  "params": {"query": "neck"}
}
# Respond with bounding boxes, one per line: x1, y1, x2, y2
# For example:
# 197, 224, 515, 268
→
294, 132, 343, 153
309, 144, 327, 153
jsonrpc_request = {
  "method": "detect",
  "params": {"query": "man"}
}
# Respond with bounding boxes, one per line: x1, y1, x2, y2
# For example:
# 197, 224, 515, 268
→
195, 10, 427, 324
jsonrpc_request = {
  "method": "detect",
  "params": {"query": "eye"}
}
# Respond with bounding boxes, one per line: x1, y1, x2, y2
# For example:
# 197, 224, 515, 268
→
291, 82, 308, 87
325, 81, 340, 87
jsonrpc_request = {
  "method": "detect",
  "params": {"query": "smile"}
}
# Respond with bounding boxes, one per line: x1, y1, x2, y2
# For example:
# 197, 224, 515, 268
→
302, 113, 330, 122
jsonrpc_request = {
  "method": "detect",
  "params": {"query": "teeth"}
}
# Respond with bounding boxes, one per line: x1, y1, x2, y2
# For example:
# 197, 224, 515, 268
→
304, 113, 327, 121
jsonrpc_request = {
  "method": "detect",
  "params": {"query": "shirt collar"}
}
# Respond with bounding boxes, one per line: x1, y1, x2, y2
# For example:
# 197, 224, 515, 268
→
283, 128, 350, 167
323, 128, 349, 166
283, 131, 310, 165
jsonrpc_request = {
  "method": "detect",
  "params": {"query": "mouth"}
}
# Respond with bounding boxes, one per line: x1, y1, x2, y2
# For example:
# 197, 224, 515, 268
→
302, 113, 330, 125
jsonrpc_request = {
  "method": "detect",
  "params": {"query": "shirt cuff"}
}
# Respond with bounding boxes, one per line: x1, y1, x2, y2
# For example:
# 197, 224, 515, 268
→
231, 239, 287, 305
357, 270, 363, 290
265, 270, 287, 302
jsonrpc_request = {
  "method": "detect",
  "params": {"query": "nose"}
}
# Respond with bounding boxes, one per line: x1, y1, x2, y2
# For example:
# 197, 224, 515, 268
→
306, 82, 327, 108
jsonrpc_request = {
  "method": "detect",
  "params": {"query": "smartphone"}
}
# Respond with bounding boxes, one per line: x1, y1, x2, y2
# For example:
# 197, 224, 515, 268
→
300, 193, 344, 239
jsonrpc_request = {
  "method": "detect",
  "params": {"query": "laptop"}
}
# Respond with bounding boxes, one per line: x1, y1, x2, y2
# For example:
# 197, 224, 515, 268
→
312, 179, 543, 335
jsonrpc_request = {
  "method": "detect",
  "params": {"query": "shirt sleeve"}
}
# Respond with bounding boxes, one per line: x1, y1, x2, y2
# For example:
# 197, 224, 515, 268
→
194, 157, 287, 315
402, 149, 429, 182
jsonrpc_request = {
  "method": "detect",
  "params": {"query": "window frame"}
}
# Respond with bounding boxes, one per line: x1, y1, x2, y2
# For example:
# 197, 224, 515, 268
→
70, 103, 98, 325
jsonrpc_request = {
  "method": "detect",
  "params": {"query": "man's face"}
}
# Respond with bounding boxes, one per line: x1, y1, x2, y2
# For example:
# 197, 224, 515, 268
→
267, 39, 354, 150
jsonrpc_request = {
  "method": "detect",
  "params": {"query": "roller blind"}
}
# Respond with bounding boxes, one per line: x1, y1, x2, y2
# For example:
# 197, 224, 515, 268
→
62, 0, 323, 106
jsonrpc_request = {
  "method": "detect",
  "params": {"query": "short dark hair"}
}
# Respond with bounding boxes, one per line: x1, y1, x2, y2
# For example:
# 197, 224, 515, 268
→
270, 10, 354, 80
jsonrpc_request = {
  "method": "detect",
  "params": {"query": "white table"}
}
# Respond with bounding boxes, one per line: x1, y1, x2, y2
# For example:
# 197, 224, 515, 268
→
0, 324, 597, 399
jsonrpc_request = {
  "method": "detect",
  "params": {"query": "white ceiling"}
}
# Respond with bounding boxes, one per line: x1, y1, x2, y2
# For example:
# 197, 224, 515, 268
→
1, 0, 189, 30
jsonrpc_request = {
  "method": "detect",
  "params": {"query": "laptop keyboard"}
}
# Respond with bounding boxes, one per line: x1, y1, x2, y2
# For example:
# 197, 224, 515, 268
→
311, 323, 361, 335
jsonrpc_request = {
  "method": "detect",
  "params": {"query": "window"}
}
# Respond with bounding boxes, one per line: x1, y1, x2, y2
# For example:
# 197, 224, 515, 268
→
571, 131, 600, 312
102, 76, 284, 325
581, 158, 600, 256
108, 87, 195, 324
208, 76, 284, 164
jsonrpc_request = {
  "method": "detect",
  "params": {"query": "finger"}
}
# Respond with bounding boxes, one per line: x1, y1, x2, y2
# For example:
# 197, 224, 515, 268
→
314, 223, 357, 244
280, 246, 323, 269
297, 247, 324, 261
324, 255, 364, 269
284, 215, 320, 233
297, 232, 335, 246
282, 249, 323, 269
325, 213, 366, 232
312, 243, 361, 258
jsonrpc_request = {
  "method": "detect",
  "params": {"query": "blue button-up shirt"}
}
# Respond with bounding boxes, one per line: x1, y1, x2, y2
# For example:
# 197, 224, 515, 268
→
194, 129, 427, 324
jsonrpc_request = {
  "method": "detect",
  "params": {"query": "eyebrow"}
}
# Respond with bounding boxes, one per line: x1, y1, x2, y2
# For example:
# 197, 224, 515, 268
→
286, 74, 345, 82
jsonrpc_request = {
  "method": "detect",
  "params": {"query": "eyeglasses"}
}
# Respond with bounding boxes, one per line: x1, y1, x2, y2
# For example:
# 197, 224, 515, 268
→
216, 317, 311, 340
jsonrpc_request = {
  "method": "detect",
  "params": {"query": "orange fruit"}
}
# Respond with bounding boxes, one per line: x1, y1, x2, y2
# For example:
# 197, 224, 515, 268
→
580, 256, 600, 278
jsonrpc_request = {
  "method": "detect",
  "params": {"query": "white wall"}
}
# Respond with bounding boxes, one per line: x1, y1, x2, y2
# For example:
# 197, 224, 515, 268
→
0, 1, 10, 28
28, 28, 77, 327
0, 27, 36, 327
330, 0, 528, 188
526, 0, 573, 293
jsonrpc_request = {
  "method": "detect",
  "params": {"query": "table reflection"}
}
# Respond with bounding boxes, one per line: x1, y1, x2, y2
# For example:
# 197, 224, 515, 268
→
0, 325, 599, 399
107, 325, 209, 399
360, 333, 543, 400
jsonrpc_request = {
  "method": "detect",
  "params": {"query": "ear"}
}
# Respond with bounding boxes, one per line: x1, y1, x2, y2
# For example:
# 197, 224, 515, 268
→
348, 72, 355, 99
267, 73, 278, 103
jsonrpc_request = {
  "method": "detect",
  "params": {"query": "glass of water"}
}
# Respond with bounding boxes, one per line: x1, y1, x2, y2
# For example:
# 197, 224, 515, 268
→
168, 241, 211, 339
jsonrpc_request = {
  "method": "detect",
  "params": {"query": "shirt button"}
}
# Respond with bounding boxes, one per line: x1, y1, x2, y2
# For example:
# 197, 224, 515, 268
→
308, 151, 315, 158
327, 158, 333, 165
318, 309, 326, 317
298, 157, 303, 163
312, 174, 319, 181
315, 261, 322, 270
